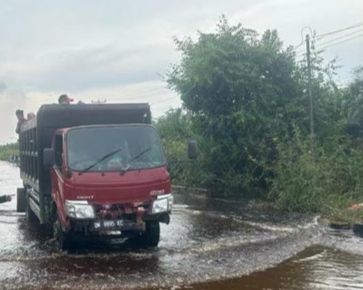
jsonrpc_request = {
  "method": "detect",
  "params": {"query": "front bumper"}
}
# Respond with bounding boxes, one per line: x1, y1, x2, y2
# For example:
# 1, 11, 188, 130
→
64, 194, 173, 237
69, 212, 169, 237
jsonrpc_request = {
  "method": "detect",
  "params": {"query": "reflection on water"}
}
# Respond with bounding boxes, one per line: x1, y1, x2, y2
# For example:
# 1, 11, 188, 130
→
1, 161, 363, 290
189, 246, 363, 290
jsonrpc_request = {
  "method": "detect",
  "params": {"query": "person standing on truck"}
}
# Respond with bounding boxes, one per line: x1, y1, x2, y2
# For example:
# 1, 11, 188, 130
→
0, 195, 12, 203
27, 112, 36, 119
15, 110, 27, 134
58, 94, 74, 105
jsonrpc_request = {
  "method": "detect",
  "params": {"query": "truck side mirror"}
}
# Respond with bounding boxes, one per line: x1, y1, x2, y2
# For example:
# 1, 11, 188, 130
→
188, 140, 198, 159
43, 148, 55, 168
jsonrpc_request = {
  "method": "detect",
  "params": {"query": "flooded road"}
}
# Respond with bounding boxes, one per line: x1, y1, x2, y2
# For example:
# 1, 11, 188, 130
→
1, 161, 363, 289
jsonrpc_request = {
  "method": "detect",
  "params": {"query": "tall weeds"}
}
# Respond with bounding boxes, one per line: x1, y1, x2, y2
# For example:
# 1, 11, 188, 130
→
0, 143, 19, 161
269, 132, 363, 220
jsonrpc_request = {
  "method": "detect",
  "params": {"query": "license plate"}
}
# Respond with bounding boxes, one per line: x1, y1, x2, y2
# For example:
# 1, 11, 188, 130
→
94, 220, 123, 230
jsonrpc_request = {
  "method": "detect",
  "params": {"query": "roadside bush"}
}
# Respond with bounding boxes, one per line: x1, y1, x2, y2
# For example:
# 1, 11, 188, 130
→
0, 143, 19, 161
269, 132, 363, 217
156, 109, 202, 186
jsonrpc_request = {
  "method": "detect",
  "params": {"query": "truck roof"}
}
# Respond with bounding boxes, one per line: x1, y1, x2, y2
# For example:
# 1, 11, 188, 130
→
21, 103, 151, 132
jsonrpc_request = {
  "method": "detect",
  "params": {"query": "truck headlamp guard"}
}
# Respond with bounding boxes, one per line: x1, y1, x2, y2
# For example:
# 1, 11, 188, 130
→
151, 194, 173, 214
65, 200, 95, 219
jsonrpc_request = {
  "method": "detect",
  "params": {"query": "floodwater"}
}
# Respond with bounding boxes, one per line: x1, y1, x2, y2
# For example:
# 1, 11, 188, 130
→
1, 161, 363, 290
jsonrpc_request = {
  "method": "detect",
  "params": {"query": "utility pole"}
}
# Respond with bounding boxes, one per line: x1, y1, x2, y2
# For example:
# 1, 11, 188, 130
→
306, 34, 314, 149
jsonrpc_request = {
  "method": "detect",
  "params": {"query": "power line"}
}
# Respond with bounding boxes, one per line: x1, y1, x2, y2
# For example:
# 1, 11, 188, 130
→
294, 42, 304, 50
319, 33, 363, 50
315, 22, 363, 40
294, 22, 363, 53
293, 26, 313, 51
295, 29, 363, 56
316, 28, 363, 47
116, 88, 168, 102
295, 49, 306, 56
150, 96, 180, 106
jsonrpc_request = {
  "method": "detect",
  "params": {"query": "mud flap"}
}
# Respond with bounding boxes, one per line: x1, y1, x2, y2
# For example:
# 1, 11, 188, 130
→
16, 188, 26, 213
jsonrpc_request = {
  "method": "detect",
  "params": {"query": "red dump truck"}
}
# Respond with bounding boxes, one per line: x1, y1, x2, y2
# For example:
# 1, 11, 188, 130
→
16, 103, 197, 250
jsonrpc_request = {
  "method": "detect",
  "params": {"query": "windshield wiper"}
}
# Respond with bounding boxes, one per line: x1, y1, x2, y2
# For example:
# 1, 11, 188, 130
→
121, 147, 152, 174
78, 149, 122, 175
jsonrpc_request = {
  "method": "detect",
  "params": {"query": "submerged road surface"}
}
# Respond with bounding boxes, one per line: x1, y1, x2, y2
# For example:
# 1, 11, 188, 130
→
1, 161, 363, 290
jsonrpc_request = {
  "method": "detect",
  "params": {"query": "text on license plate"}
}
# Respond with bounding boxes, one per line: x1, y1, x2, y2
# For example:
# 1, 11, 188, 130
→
94, 220, 123, 229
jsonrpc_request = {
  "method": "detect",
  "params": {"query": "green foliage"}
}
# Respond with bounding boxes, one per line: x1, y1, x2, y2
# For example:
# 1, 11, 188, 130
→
169, 18, 301, 121
160, 16, 363, 219
167, 16, 309, 195
342, 66, 363, 125
156, 109, 195, 185
157, 108, 193, 142
0, 143, 19, 161
269, 131, 362, 210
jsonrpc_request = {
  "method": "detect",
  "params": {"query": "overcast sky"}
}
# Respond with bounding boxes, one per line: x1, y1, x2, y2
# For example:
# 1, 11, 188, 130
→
0, 0, 362, 144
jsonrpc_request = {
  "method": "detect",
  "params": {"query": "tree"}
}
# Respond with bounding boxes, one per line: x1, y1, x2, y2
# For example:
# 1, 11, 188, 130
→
167, 17, 309, 195
156, 109, 196, 185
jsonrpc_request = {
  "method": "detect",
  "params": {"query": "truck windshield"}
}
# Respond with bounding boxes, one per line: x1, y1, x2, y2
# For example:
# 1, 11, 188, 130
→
66, 126, 166, 172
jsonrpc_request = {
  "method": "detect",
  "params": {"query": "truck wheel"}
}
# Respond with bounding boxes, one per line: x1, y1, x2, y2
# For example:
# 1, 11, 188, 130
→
16, 188, 26, 212
54, 219, 71, 251
26, 194, 38, 222
139, 221, 160, 248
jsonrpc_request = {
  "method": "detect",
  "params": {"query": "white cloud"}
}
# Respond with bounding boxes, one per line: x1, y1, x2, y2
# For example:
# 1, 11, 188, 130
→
0, 0, 362, 144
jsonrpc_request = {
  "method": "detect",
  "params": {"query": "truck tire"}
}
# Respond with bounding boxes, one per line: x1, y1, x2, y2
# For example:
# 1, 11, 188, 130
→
138, 221, 160, 248
26, 193, 38, 222
54, 219, 71, 251
16, 188, 26, 212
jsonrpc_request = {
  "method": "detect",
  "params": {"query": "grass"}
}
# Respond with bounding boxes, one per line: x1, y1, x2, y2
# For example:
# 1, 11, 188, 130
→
0, 143, 19, 161
322, 197, 363, 225
269, 135, 363, 224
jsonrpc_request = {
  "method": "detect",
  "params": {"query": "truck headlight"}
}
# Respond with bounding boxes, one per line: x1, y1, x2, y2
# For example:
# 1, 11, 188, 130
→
152, 194, 173, 214
65, 200, 95, 219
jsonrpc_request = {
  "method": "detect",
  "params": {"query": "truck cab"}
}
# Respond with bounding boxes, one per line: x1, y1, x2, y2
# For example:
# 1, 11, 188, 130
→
17, 103, 197, 250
